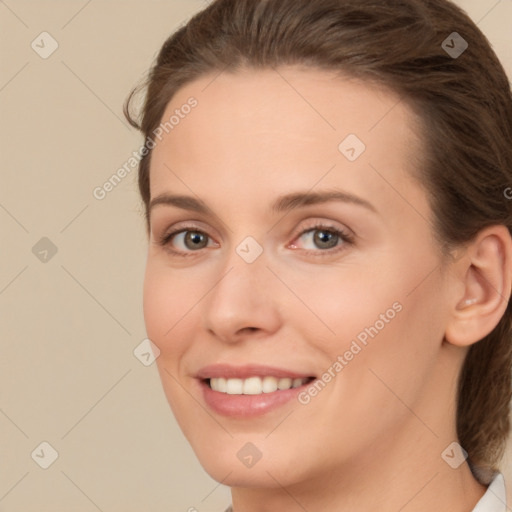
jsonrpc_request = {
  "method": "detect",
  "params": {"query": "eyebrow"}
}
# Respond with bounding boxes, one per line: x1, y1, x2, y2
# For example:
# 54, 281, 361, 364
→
149, 189, 377, 215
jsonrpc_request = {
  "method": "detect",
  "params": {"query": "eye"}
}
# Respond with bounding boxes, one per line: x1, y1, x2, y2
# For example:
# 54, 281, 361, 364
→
156, 222, 354, 257
158, 227, 218, 255
289, 224, 354, 254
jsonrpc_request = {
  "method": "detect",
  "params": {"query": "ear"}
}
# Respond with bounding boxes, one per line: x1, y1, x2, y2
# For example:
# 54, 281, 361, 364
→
445, 225, 512, 347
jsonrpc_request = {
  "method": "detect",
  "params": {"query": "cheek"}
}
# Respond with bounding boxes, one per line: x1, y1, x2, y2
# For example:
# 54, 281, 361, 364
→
281, 261, 405, 349
330, 264, 447, 421
142, 260, 197, 358
143, 262, 169, 345
288, 246, 445, 379
143, 261, 203, 425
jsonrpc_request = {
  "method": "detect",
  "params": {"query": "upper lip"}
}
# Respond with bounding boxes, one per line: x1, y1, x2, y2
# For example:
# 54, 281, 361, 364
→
196, 364, 315, 380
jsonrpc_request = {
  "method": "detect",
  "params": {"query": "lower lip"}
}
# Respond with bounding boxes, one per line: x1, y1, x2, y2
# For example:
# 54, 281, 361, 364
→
199, 379, 312, 418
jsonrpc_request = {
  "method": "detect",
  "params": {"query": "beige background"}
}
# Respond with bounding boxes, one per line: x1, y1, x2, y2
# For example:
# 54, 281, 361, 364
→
0, 1, 511, 511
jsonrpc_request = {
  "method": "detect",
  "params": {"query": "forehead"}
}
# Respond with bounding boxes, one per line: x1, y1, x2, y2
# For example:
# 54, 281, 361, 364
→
149, 66, 424, 210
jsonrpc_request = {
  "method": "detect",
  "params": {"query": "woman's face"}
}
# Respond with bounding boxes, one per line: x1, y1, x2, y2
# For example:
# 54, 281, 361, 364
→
144, 67, 458, 488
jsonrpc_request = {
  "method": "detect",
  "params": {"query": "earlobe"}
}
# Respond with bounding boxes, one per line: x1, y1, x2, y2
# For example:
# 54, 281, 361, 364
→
445, 225, 512, 347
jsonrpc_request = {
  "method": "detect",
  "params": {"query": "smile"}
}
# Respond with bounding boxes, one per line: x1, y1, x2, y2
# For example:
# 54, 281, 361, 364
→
208, 376, 314, 395
196, 364, 317, 417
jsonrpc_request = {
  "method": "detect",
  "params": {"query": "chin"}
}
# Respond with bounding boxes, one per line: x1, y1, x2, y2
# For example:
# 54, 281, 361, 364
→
186, 434, 311, 489
200, 457, 294, 488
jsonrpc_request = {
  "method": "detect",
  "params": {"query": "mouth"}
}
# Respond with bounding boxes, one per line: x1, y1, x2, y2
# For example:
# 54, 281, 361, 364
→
205, 375, 315, 395
195, 364, 317, 417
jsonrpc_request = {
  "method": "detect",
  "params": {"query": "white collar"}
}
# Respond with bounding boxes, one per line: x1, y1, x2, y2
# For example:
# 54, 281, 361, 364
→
471, 472, 507, 512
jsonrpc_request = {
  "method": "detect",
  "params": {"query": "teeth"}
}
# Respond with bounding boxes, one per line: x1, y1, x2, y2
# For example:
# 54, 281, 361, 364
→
262, 376, 278, 393
216, 377, 227, 392
277, 377, 292, 390
226, 378, 243, 394
292, 378, 303, 388
243, 376, 262, 395
209, 376, 310, 395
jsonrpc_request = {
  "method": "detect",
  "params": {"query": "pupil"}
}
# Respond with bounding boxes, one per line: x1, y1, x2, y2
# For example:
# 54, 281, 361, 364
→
186, 231, 207, 249
314, 230, 338, 249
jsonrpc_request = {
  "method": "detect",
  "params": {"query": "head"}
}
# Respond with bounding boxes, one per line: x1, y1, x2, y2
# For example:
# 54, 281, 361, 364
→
125, 0, 512, 489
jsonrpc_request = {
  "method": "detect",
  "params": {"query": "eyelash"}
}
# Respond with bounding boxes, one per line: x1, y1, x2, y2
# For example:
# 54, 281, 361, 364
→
156, 222, 355, 258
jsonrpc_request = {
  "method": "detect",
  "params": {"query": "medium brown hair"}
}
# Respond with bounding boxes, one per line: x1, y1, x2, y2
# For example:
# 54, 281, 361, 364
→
124, 0, 512, 481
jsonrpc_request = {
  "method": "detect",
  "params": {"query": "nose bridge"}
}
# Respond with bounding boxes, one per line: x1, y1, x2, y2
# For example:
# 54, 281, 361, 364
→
201, 235, 280, 339
212, 237, 269, 307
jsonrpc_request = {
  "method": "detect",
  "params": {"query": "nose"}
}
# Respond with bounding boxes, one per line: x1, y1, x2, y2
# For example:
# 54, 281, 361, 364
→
201, 248, 282, 344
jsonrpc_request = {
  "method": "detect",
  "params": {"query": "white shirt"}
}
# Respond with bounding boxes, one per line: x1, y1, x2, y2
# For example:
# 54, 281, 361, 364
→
223, 472, 507, 511
472, 472, 507, 512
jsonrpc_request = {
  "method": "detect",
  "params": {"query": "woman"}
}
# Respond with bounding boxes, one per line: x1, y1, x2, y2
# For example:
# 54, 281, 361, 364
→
124, 0, 512, 510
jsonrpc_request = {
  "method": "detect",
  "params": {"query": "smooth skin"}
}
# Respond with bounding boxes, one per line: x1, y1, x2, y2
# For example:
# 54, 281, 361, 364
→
143, 67, 512, 511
